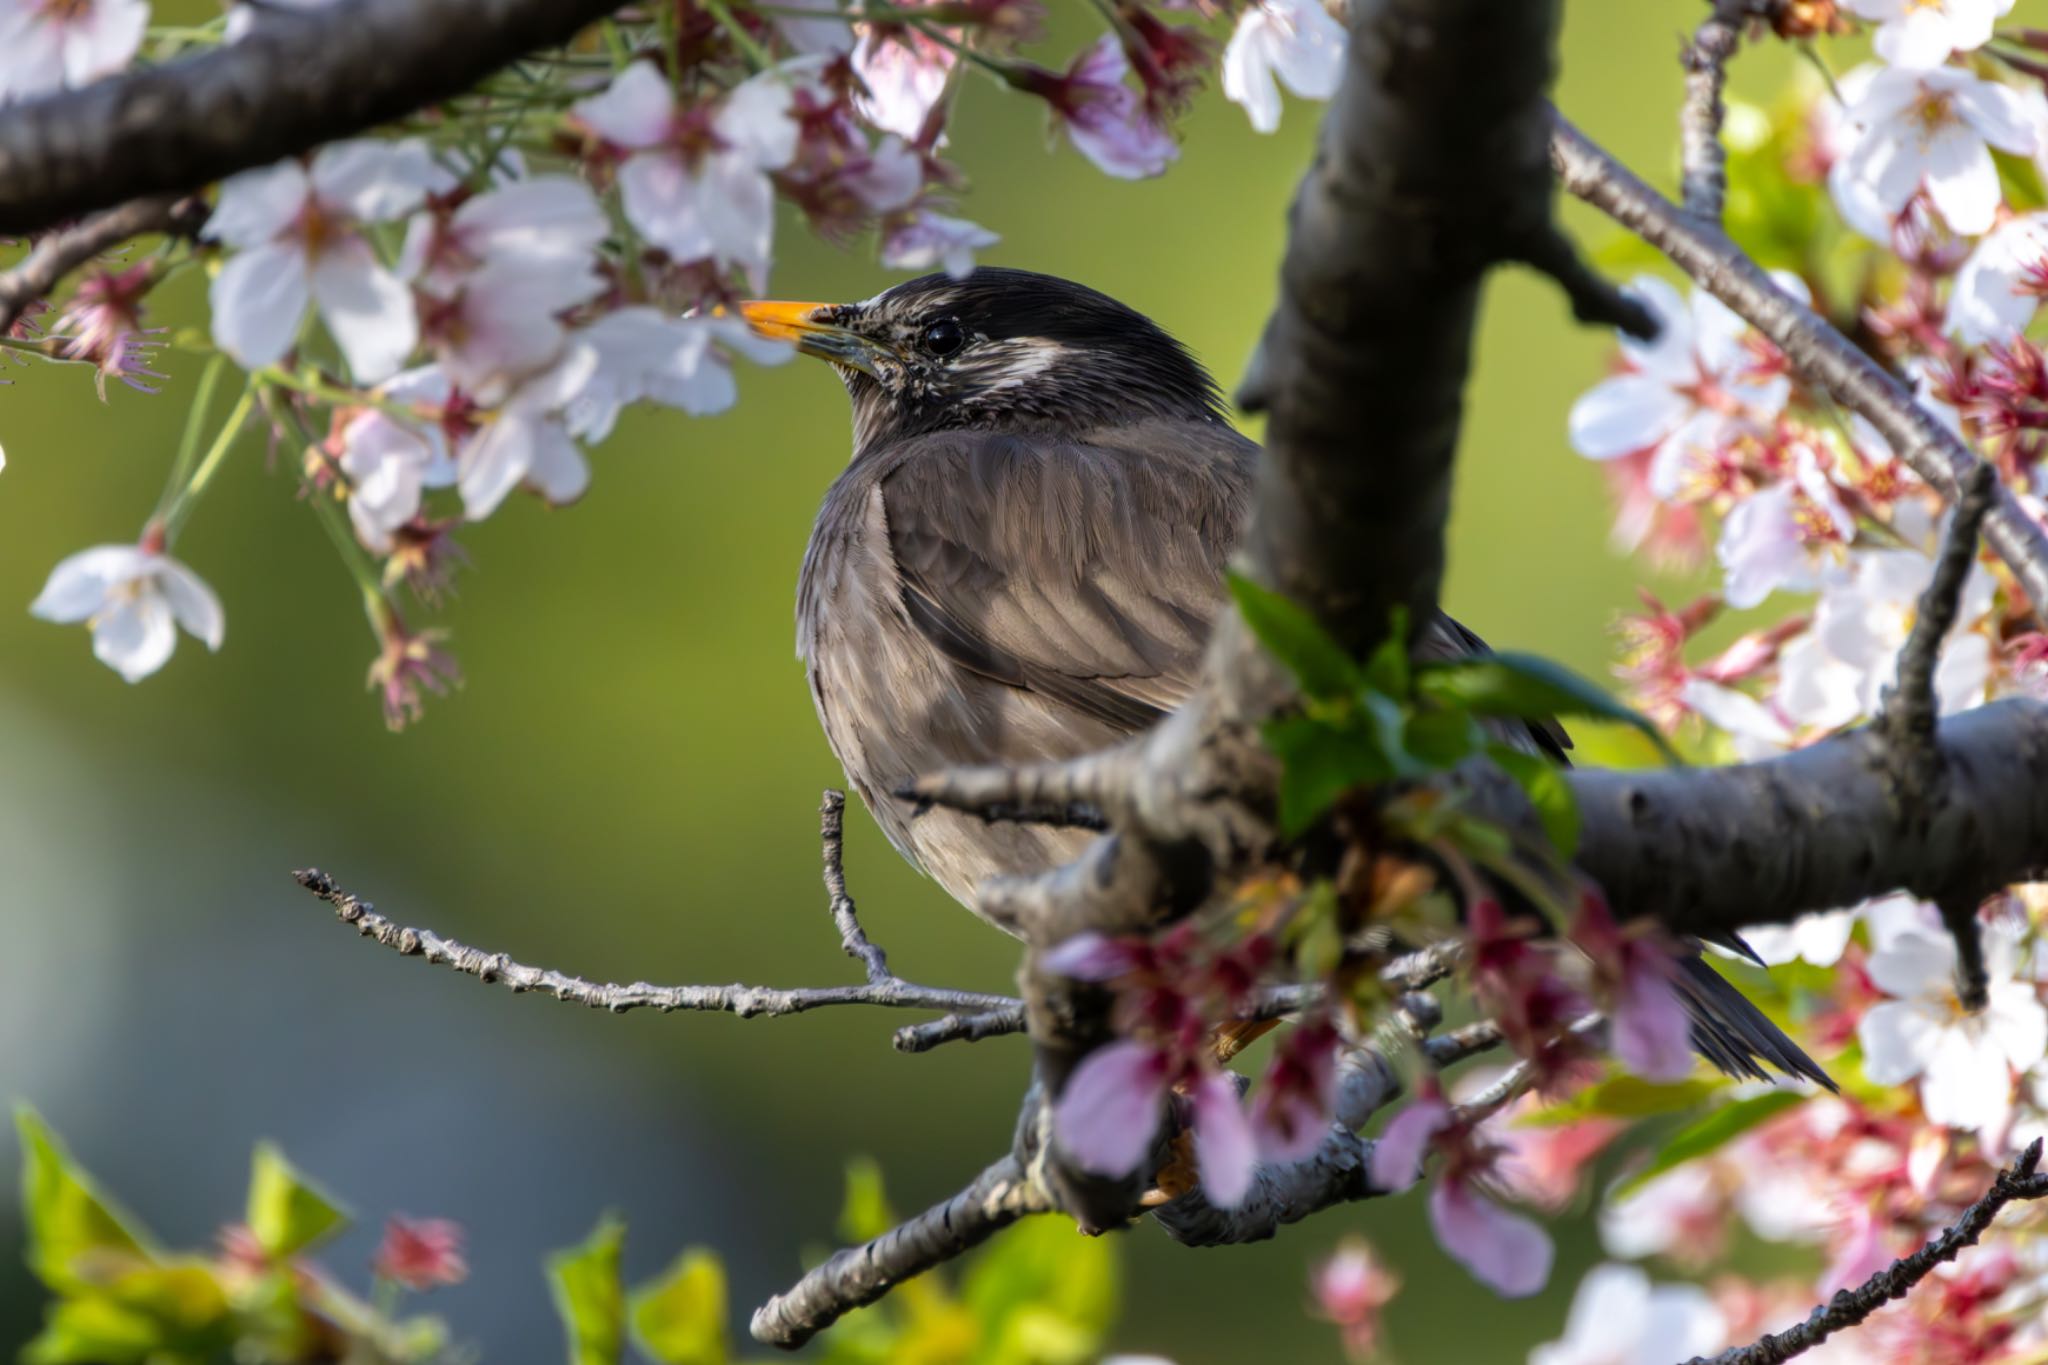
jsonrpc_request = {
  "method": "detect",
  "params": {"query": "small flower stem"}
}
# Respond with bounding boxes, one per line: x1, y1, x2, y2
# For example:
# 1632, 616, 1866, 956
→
258, 366, 432, 425
907, 19, 1022, 85
154, 351, 227, 525
162, 378, 258, 542
704, 0, 772, 72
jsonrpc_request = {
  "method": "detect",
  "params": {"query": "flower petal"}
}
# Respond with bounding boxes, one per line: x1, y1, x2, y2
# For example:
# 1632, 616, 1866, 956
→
91, 592, 177, 683
309, 239, 419, 383
30, 544, 147, 623
1427, 1181, 1552, 1298
205, 160, 310, 247
1191, 1070, 1258, 1209
572, 61, 676, 148
208, 241, 311, 373
1053, 1040, 1172, 1178
1567, 375, 1692, 460
152, 558, 225, 650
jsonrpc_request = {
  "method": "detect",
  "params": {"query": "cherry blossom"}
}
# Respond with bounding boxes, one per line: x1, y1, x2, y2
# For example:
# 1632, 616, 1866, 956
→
1715, 441, 1856, 609
1529, 1264, 1727, 1365
881, 209, 1000, 279
1220, 0, 1346, 135
1370, 1093, 1554, 1297
451, 347, 598, 520
372, 1216, 468, 1289
1311, 1239, 1399, 1361
1567, 274, 1793, 501
853, 25, 955, 141
1859, 913, 2047, 1147
334, 409, 450, 554
205, 139, 448, 383
571, 60, 803, 289
1946, 212, 2048, 346
1842, 0, 2013, 69
397, 176, 609, 292
1051, 1038, 1257, 1206
1829, 66, 2035, 240
1598, 1163, 1729, 1265
1019, 36, 1177, 180
1571, 894, 1694, 1082
30, 539, 225, 682
1740, 906, 1859, 967
566, 309, 793, 442
0, 0, 148, 102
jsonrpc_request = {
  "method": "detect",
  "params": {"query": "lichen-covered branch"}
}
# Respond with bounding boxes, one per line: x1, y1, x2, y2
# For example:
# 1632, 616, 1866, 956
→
0, 0, 636, 235
1549, 112, 2048, 617
1690, 1140, 2048, 1365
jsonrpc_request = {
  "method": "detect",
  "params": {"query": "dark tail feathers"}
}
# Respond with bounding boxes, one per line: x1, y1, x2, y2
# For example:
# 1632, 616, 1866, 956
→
1672, 953, 1836, 1091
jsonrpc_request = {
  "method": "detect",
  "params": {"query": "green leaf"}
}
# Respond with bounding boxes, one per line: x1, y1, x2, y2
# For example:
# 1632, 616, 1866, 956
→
961, 1217, 1117, 1365
1415, 653, 1680, 763
16, 1107, 155, 1293
631, 1250, 727, 1365
1521, 1074, 1724, 1126
245, 1142, 348, 1259
1488, 744, 1581, 857
1227, 572, 1365, 701
838, 1158, 896, 1244
1287, 879, 1345, 980
1360, 606, 1411, 699
21, 1297, 162, 1365
1614, 1090, 1807, 1198
1262, 715, 1392, 836
548, 1215, 626, 1365
1405, 708, 1482, 771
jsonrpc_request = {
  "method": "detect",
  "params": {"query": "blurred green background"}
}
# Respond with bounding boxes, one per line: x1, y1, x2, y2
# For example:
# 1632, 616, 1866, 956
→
0, 3, 1793, 1359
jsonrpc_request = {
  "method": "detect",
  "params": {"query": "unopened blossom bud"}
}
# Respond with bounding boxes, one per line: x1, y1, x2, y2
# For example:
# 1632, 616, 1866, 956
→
372, 1216, 468, 1290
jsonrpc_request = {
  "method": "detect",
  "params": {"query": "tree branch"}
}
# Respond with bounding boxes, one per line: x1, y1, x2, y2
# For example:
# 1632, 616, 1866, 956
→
0, 193, 201, 332
1689, 1139, 2048, 1365
748, 1151, 1054, 1350
1680, 0, 1748, 221
1549, 112, 2048, 618
0, 0, 635, 235
291, 791, 1020, 1024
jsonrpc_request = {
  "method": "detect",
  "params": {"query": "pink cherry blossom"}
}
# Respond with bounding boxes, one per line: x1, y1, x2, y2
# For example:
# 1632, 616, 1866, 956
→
882, 209, 999, 279
853, 24, 955, 141
205, 140, 449, 383
335, 409, 449, 554
1310, 1238, 1399, 1361
1019, 37, 1178, 180
1054, 1038, 1174, 1179
398, 176, 609, 292
1716, 441, 1856, 609
1248, 1016, 1338, 1163
0, 0, 148, 102
372, 1216, 468, 1289
1429, 1180, 1553, 1299
566, 309, 793, 442
1189, 1069, 1257, 1207
571, 60, 804, 288
1571, 894, 1694, 1083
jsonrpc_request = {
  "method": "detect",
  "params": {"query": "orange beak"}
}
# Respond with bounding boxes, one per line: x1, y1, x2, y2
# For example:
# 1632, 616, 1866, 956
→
735, 299, 895, 376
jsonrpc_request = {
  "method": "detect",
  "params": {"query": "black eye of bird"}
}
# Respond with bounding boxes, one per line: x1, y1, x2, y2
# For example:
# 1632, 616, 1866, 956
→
919, 318, 965, 357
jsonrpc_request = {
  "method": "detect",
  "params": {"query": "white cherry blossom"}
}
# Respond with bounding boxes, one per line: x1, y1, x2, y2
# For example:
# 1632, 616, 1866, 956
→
1221, 0, 1346, 135
1530, 1264, 1726, 1365
1829, 66, 2035, 240
337, 410, 450, 554
1860, 914, 2047, 1148
1783, 543, 1996, 724
1568, 275, 1793, 500
453, 347, 599, 520
1843, 0, 2013, 70
205, 140, 448, 383
398, 176, 609, 292
564, 308, 793, 442
0, 0, 148, 103
30, 542, 225, 682
1715, 443, 1855, 609
881, 210, 999, 279
1741, 908, 1859, 967
571, 60, 803, 289
853, 25, 954, 141
1946, 211, 2048, 345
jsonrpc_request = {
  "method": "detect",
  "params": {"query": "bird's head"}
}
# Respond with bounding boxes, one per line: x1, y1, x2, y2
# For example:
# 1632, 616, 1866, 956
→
738, 267, 1226, 453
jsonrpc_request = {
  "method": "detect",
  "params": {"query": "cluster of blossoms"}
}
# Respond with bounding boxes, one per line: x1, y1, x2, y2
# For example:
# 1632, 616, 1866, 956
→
0, 0, 1348, 722
1515, 0, 2048, 1357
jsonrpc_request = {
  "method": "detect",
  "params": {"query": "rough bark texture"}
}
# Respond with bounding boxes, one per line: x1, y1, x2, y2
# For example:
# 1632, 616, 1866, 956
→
0, 0, 632, 234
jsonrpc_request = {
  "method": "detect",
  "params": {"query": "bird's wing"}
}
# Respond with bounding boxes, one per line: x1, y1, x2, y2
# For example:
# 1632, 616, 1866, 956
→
876, 421, 1255, 738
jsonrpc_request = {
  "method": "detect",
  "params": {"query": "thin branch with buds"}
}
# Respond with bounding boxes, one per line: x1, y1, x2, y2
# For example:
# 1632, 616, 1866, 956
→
1679, 0, 1749, 221
1689, 1139, 2048, 1365
0, 194, 202, 333
292, 792, 1020, 1025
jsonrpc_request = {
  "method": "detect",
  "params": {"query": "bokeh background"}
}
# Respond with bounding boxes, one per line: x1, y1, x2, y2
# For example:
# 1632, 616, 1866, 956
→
0, 4, 1799, 1359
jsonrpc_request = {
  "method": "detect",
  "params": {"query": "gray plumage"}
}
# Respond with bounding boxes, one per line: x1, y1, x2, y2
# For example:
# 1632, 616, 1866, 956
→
781, 267, 1827, 1089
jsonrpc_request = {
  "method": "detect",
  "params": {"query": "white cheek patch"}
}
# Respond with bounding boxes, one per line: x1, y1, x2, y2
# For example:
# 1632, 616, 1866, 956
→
972, 338, 1066, 393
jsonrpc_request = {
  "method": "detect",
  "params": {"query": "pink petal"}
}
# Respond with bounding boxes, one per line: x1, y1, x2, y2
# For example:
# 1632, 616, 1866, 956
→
1041, 931, 1143, 981
1053, 1040, 1172, 1178
1428, 1181, 1553, 1298
1192, 1071, 1257, 1209
572, 61, 676, 148
1367, 1097, 1448, 1192
1611, 966, 1697, 1082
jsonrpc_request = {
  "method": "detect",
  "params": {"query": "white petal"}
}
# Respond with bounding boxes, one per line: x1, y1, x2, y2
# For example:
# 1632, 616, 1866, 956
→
206, 161, 310, 247
309, 239, 418, 383
1957, 78, 2037, 156
1875, 7, 1961, 67
310, 138, 448, 221
1922, 124, 2001, 237
573, 61, 676, 149
1221, 11, 1284, 134
208, 241, 311, 372
1859, 1000, 1941, 1083
151, 558, 225, 650
1566, 375, 1692, 460
1642, 1285, 1728, 1363
523, 420, 590, 505
91, 592, 178, 683
695, 152, 777, 274
1868, 930, 1957, 999
618, 151, 713, 262
1987, 983, 2048, 1071
1615, 276, 1695, 382
1919, 1025, 2016, 1137
30, 544, 147, 622
455, 177, 609, 263
719, 66, 802, 169
456, 417, 533, 520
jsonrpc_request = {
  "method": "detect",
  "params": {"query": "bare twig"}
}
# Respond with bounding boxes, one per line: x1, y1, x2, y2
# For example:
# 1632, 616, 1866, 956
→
1680, 0, 1748, 220
748, 1152, 1054, 1349
1450, 1014, 1605, 1125
1423, 1019, 1505, 1069
1881, 462, 1999, 807
821, 790, 892, 986
0, 0, 638, 235
0, 193, 199, 332
1688, 1139, 2048, 1365
1549, 111, 2048, 618
293, 858, 1019, 1023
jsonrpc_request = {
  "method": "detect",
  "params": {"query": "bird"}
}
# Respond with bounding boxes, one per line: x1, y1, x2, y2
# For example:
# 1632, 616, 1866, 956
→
741, 266, 1829, 1089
